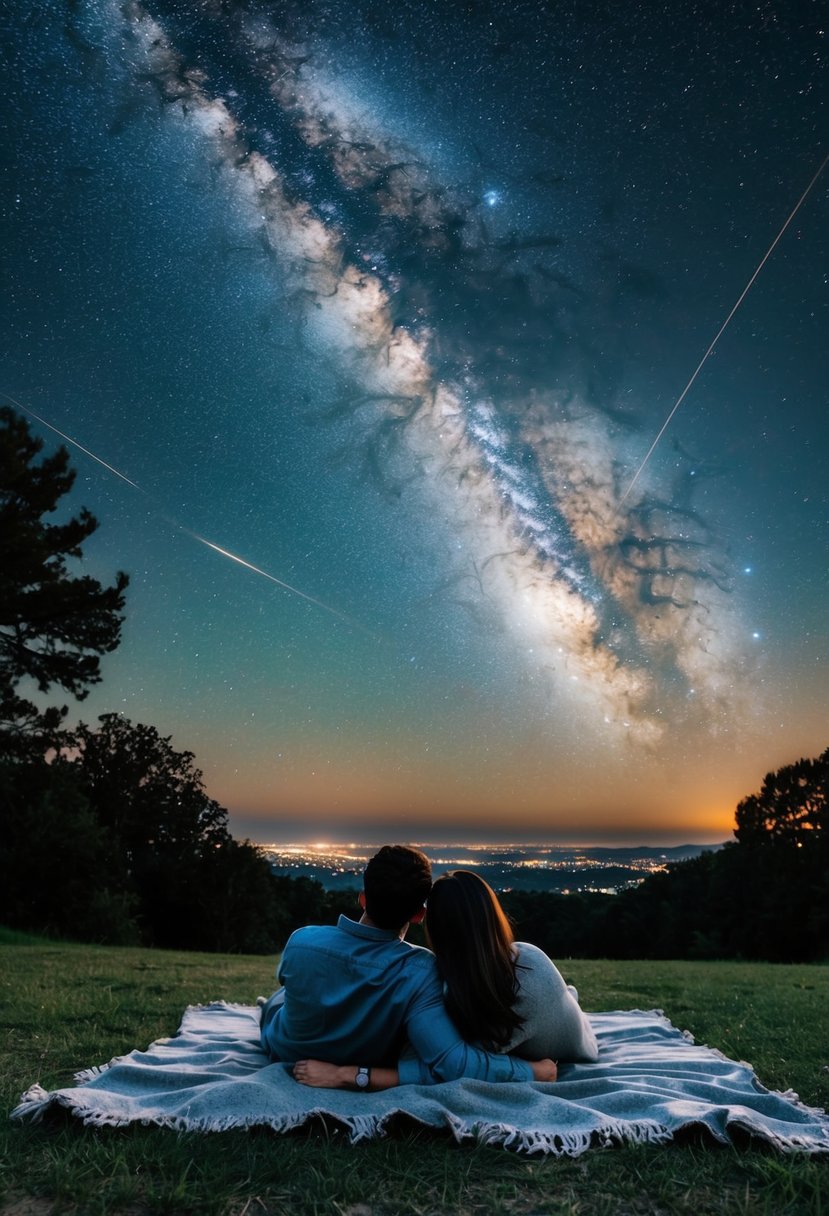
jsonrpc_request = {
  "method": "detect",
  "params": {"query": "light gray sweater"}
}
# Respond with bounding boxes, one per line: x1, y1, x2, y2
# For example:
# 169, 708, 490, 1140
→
503, 942, 599, 1062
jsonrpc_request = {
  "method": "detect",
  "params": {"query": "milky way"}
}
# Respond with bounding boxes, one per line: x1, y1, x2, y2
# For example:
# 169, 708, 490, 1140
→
3, 0, 826, 836
110, 0, 760, 743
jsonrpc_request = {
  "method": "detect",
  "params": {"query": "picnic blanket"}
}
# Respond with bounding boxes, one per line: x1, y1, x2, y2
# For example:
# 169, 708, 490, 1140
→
12, 1003, 829, 1156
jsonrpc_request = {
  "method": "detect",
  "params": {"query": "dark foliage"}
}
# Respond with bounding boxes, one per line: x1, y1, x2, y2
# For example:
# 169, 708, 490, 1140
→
585, 840, 827, 963
0, 407, 128, 759
0, 713, 337, 954
501, 890, 612, 959
499, 750, 828, 964
0, 758, 140, 945
66, 713, 304, 952
735, 747, 828, 845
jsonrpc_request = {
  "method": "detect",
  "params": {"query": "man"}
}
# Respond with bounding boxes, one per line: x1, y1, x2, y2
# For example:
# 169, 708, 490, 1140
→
260, 844, 555, 1087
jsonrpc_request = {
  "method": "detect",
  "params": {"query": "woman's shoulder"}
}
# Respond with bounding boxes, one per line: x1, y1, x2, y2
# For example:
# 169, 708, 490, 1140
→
513, 940, 551, 961
513, 942, 566, 982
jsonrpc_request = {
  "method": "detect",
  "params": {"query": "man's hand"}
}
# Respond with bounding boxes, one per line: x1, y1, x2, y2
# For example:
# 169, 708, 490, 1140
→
292, 1061, 400, 1091
292, 1060, 351, 1088
529, 1058, 557, 1082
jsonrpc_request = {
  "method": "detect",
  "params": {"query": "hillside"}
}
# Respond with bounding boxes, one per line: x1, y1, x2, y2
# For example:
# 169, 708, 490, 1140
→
2, 938, 826, 1214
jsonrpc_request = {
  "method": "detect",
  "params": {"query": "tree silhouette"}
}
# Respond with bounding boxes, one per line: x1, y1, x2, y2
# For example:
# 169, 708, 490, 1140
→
0, 756, 138, 944
734, 748, 828, 847
0, 406, 128, 757
72, 713, 229, 863
71, 713, 292, 951
71, 714, 229, 943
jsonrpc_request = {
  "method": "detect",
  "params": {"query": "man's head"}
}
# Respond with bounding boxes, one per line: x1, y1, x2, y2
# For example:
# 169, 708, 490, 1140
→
362, 844, 432, 931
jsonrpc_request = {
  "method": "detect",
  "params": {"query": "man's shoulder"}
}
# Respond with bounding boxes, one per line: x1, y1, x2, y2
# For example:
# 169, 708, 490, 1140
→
283, 922, 341, 950
401, 941, 438, 970
283, 922, 437, 972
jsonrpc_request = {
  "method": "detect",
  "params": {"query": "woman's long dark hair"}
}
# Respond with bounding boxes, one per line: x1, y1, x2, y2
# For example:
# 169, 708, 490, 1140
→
425, 870, 523, 1050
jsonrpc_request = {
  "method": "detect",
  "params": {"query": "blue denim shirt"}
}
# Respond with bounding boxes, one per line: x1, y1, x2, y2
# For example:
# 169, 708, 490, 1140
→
259, 915, 533, 1085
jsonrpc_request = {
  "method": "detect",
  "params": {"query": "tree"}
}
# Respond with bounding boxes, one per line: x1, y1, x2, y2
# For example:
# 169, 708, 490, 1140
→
71, 714, 229, 943
72, 713, 230, 863
734, 748, 828, 847
0, 756, 138, 945
0, 406, 128, 757
70, 714, 288, 951
0, 707, 306, 952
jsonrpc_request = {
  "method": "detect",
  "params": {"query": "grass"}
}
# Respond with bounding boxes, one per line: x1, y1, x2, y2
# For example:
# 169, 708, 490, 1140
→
1, 937, 827, 1215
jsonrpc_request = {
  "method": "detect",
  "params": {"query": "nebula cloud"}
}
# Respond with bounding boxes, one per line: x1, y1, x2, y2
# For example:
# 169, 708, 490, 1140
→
109, 0, 751, 745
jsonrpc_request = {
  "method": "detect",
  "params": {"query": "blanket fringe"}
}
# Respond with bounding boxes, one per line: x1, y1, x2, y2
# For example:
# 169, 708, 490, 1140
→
184, 1000, 258, 1013
11, 1085, 829, 1156
12, 1005, 829, 1156
438, 1108, 829, 1157
439, 1112, 676, 1156
6, 1091, 683, 1157
74, 1061, 120, 1084
10, 1089, 389, 1145
10, 1085, 51, 1122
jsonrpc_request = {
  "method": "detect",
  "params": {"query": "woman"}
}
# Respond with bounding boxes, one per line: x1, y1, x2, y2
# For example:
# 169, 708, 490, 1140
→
293, 870, 598, 1091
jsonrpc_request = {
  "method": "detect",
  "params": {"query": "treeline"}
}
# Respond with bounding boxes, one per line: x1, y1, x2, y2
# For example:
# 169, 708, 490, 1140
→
0, 712, 347, 952
502, 748, 828, 964
502, 841, 827, 965
1, 732, 826, 961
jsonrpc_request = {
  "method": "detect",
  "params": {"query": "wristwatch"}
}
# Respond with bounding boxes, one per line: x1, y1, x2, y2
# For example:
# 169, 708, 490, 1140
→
354, 1067, 371, 1091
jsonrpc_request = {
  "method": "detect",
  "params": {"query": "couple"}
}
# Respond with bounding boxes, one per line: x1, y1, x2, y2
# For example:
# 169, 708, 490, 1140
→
259, 844, 598, 1092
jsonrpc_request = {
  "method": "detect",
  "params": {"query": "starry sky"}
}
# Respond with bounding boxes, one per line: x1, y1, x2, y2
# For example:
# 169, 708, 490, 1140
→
2, 0, 827, 844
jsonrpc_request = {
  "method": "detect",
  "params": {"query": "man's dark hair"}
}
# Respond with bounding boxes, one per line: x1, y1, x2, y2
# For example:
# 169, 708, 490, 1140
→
363, 845, 432, 931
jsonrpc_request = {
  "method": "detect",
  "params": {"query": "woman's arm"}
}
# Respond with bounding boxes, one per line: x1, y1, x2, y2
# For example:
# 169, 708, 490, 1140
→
292, 1057, 557, 1089
511, 943, 599, 1063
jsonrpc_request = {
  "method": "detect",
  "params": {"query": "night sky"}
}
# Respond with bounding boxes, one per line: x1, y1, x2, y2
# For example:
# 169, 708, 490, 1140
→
2, 0, 826, 843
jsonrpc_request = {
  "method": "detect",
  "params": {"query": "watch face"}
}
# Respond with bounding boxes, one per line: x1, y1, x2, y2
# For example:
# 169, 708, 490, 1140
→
356, 1068, 370, 1089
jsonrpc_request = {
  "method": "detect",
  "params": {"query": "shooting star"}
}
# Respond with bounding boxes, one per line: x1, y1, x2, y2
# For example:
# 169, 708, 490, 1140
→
5, 394, 142, 489
185, 530, 376, 637
3, 392, 372, 635
620, 151, 829, 504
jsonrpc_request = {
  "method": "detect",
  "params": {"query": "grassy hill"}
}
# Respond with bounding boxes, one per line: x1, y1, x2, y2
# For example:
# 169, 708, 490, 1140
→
1, 934, 826, 1215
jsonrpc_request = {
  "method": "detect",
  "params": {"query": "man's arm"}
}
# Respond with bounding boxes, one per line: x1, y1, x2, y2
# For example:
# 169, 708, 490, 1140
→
293, 1058, 557, 1091
398, 971, 536, 1085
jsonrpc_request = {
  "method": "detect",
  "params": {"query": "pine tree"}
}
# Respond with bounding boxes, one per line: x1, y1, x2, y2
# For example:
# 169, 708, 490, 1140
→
0, 406, 128, 758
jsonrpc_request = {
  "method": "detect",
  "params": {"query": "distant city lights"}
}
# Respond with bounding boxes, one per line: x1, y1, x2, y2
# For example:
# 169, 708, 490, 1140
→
254, 840, 705, 896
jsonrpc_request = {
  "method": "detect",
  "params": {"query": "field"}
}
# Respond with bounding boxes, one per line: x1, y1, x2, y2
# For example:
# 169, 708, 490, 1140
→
1, 929, 827, 1215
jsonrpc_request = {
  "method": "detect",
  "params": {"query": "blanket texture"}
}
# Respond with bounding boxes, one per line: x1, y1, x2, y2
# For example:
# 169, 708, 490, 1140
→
12, 1003, 829, 1156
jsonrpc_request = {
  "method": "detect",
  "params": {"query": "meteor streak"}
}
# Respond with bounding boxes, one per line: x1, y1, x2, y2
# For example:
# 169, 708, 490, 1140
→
4, 394, 142, 489
3, 393, 370, 635
186, 530, 374, 636
620, 152, 829, 505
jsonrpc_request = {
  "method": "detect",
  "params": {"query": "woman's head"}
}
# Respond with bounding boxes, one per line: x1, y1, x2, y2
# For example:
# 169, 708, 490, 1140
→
426, 870, 514, 957
425, 870, 522, 1049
